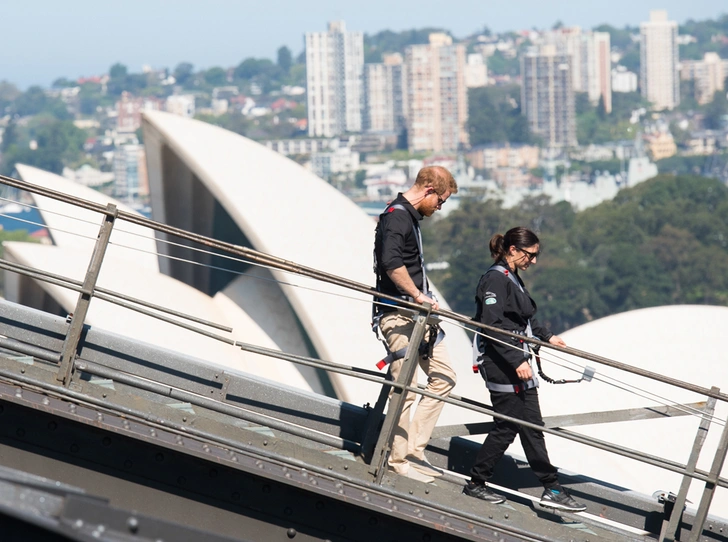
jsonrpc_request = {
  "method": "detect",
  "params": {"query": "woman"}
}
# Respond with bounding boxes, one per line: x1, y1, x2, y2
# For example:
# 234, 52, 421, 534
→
462, 227, 586, 512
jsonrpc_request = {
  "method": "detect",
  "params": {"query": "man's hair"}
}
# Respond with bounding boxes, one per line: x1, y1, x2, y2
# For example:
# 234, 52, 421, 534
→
413, 166, 458, 195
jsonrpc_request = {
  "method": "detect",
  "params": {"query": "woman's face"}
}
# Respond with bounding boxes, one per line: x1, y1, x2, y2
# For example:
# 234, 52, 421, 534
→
509, 243, 540, 271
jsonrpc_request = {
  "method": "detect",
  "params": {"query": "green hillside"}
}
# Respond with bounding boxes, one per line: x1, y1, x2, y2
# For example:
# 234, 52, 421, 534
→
423, 174, 728, 332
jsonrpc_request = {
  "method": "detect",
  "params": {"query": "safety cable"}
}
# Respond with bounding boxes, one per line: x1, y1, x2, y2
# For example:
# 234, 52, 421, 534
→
1, 191, 725, 424
0, 195, 101, 227
452, 319, 727, 426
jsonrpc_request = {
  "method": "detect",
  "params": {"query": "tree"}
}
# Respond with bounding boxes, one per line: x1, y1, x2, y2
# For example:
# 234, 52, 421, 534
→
593, 24, 634, 50
234, 58, 278, 80
423, 174, 728, 330
703, 88, 728, 130
109, 63, 128, 79
1, 119, 85, 175
277, 46, 292, 75
487, 51, 520, 76
467, 85, 532, 145
203, 67, 227, 87
173, 62, 195, 86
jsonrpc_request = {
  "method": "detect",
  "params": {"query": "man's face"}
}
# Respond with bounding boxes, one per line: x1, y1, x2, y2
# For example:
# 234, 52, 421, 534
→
421, 189, 451, 217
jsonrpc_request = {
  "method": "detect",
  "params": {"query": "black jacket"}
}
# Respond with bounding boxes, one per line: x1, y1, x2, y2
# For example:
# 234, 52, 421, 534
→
474, 260, 553, 386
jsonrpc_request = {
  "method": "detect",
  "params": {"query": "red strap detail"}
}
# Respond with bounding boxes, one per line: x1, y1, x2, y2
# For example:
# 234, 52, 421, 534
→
472, 365, 479, 373
376, 359, 387, 370
388, 208, 396, 213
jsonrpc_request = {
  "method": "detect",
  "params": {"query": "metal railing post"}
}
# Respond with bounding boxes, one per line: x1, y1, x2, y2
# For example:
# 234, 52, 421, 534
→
56, 204, 117, 385
368, 311, 429, 483
687, 412, 728, 542
360, 374, 392, 464
661, 388, 718, 542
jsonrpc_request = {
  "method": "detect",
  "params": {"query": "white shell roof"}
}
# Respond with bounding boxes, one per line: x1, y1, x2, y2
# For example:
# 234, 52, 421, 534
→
533, 305, 728, 517
142, 110, 479, 419
15, 164, 159, 272
3, 242, 313, 393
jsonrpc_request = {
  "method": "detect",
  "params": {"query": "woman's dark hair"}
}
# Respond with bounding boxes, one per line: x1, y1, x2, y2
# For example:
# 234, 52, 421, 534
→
489, 227, 540, 261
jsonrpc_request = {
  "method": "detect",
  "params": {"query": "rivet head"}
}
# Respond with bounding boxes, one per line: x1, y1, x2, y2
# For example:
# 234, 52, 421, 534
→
127, 517, 139, 533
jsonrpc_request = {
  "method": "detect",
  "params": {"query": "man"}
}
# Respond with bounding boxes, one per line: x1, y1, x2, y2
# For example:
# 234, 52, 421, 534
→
373, 165, 458, 483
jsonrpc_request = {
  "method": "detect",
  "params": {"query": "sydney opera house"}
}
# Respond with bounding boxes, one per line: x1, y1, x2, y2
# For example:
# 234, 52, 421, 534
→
3, 111, 727, 516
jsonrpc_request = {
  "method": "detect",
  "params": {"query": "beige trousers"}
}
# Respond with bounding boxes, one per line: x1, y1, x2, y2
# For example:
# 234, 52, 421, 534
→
379, 311, 457, 474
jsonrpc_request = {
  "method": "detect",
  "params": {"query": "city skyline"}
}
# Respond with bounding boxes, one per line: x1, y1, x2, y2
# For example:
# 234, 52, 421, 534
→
2, 0, 726, 89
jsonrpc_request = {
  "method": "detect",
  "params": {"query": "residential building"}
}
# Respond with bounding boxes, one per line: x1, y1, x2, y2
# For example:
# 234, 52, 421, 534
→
305, 21, 364, 137
363, 53, 405, 133
404, 33, 468, 153
466, 144, 540, 171
612, 66, 639, 93
310, 147, 360, 182
113, 144, 148, 202
640, 10, 680, 110
582, 31, 612, 113
264, 138, 338, 156
165, 95, 195, 118
116, 92, 162, 133
644, 131, 677, 160
521, 45, 578, 148
681, 52, 726, 105
465, 54, 489, 88
546, 28, 612, 112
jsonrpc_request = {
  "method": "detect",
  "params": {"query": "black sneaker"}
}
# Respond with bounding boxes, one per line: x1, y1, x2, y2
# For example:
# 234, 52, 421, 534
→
539, 487, 586, 512
463, 481, 506, 504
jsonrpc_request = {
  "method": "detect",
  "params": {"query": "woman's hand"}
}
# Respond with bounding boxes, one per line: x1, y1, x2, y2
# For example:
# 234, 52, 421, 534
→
548, 335, 566, 347
515, 360, 533, 381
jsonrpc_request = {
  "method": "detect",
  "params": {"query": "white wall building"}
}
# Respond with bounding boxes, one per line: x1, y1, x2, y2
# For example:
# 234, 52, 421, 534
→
310, 147, 360, 182
113, 144, 145, 202
165, 94, 196, 118
405, 33, 469, 153
305, 21, 364, 137
363, 53, 405, 133
521, 45, 578, 148
583, 31, 612, 113
612, 66, 639, 93
640, 10, 680, 110
546, 28, 612, 112
465, 53, 489, 88
681, 52, 726, 105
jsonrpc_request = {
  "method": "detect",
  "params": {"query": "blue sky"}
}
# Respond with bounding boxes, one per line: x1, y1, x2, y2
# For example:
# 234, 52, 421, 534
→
2, 0, 726, 89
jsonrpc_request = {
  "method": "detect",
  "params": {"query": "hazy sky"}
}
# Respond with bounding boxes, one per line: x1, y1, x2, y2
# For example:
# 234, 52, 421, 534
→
2, 0, 726, 89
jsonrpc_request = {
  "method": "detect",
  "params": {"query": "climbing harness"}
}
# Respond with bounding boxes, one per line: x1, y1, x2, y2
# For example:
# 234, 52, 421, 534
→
371, 201, 445, 370
471, 264, 594, 392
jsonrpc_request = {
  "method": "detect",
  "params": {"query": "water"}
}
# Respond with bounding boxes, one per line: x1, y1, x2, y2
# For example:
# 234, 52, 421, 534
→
0, 206, 46, 234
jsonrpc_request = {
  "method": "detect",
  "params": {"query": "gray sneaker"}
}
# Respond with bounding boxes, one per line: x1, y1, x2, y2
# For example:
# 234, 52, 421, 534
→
407, 456, 444, 477
539, 487, 586, 512
462, 481, 506, 504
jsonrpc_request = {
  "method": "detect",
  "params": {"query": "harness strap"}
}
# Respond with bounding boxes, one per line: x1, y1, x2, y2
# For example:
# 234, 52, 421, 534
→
373, 318, 445, 370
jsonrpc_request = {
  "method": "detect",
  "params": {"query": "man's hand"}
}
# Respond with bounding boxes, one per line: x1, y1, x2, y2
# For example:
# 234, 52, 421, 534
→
548, 335, 566, 347
417, 292, 439, 311
515, 360, 532, 381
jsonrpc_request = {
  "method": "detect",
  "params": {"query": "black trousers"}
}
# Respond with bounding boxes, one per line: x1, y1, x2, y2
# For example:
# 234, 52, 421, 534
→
470, 387, 559, 489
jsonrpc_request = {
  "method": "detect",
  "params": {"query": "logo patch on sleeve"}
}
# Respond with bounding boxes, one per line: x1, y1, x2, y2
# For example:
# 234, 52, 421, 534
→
485, 298, 497, 305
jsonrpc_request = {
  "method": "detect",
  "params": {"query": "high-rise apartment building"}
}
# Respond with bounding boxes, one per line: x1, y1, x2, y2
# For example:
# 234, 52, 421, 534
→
521, 45, 578, 148
547, 28, 612, 113
681, 52, 726, 105
582, 32, 612, 113
305, 21, 364, 137
363, 53, 406, 133
640, 10, 679, 110
404, 33, 468, 153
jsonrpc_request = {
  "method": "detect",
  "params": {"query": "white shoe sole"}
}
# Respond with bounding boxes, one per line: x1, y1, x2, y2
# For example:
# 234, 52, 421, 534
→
539, 500, 587, 512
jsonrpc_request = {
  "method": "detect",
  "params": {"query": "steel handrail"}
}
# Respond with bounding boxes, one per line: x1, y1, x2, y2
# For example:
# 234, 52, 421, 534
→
1, 172, 726, 403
